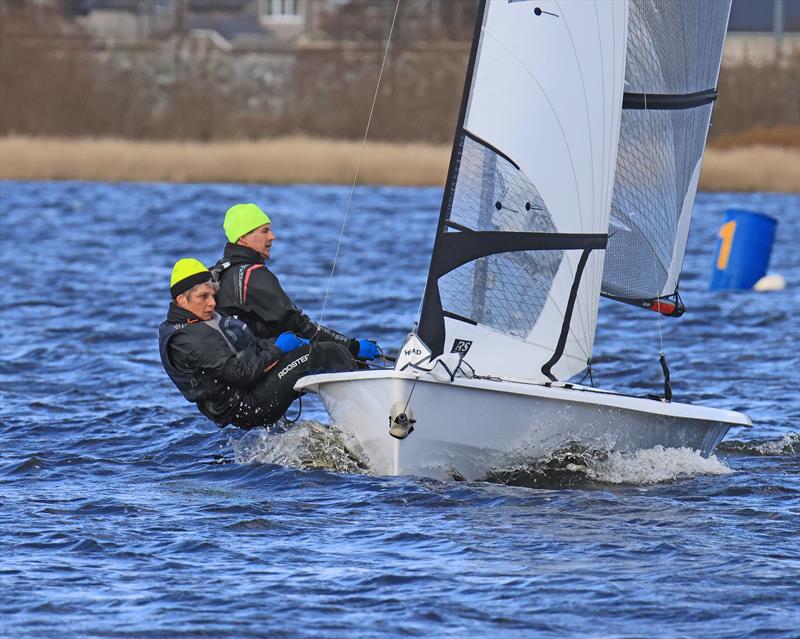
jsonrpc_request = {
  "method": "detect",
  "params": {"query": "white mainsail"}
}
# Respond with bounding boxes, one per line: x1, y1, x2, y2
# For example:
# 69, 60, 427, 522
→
418, 0, 629, 381
602, 0, 732, 310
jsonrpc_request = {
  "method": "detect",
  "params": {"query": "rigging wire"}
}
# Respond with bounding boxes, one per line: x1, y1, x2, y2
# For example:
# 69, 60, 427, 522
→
650, 236, 666, 354
640, 96, 669, 401
651, 215, 670, 401
402, 375, 419, 415
656, 293, 666, 354
318, 0, 402, 327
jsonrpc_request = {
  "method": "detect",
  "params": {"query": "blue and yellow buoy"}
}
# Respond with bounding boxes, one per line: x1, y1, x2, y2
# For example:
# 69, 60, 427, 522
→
710, 209, 779, 291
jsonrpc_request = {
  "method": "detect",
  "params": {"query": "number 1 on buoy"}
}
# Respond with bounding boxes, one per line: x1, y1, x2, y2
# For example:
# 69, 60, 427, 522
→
716, 220, 737, 270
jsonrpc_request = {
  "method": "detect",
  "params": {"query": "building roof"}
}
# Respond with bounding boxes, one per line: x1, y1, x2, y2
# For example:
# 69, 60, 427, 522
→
730, 0, 800, 32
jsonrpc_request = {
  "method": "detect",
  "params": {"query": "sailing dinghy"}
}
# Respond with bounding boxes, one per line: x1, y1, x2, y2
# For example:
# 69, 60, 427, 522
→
295, 0, 751, 480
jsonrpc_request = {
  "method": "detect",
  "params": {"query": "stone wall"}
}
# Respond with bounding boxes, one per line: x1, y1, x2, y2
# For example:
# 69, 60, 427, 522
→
1, 4, 797, 143
1, 30, 470, 141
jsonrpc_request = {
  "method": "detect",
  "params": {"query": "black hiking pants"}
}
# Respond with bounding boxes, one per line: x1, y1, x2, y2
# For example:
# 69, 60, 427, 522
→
230, 341, 357, 428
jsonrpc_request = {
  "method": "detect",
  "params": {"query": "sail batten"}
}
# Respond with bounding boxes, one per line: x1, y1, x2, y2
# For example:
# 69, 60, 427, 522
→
622, 89, 718, 110
418, 0, 629, 382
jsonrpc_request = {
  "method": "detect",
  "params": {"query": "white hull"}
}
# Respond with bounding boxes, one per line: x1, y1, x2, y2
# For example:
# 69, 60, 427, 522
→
295, 371, 751, 480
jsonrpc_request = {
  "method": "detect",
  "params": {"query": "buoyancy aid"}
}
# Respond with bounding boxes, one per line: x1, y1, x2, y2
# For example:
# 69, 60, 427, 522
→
210, 258, 263, 308
212, 245, 348, 345
158, 312, 253, 402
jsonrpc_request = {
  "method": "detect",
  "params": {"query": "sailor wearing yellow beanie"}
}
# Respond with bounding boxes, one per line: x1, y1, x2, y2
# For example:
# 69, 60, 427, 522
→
158, 255, 357, 429
223, 203, 272, 244
213, 203, 381, 361
170, 258, 214, 299
204, 202, 380, 425
167, 258, 217, 322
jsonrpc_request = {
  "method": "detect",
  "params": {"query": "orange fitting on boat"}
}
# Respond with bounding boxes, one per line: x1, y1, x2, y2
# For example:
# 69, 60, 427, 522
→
649, 300, 676, 315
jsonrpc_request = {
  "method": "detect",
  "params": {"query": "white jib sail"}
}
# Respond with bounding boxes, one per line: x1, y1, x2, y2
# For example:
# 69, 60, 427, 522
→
419, 0, 629, 382
602, 0, 732, 304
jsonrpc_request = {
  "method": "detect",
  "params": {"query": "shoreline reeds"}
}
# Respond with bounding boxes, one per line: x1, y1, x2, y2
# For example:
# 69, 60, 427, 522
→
0, 136, 450, 186
1, 136, 798, 192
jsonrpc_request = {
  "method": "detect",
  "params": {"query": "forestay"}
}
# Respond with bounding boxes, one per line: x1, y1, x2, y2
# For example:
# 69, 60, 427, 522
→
418, 0, 629, 382
602, 0, 731, 310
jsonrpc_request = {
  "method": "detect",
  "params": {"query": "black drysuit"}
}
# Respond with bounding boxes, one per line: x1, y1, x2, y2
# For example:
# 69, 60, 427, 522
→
213, 243, 359, 352
158, 303, 355, 429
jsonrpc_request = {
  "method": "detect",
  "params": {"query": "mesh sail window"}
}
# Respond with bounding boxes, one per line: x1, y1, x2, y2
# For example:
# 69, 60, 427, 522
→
602, 0, 731, 307
418, 0, 628, 382
439, 248, 563, 339
438, 133, 562, 337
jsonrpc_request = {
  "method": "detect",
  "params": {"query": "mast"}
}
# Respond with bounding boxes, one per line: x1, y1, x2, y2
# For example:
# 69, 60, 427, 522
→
419, 0, 488, 333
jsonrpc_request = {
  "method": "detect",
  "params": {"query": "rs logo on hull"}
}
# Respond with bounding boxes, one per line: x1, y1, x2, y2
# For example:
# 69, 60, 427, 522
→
451, 339, 473, 354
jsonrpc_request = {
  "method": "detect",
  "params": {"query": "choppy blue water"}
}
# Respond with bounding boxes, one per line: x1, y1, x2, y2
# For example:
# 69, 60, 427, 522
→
1, 180, 798, 638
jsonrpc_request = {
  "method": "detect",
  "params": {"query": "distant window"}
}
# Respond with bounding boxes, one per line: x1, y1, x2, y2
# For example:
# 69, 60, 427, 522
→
259, 0, 303, 24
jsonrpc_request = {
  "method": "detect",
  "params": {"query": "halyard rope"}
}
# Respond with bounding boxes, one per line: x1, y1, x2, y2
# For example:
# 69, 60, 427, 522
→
643, 97, 666, 361
318, 0, 402, 326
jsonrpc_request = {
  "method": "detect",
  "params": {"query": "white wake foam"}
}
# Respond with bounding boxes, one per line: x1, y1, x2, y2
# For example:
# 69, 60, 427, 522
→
230, 424, 737, 485
230, 420, 370, 474
750, 432, 799, 456
580, 445, 733, 484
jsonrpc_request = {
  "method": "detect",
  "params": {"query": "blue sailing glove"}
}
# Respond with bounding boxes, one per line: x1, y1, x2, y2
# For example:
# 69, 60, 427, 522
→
355, 338, 380, 361
275, 332, 309, 353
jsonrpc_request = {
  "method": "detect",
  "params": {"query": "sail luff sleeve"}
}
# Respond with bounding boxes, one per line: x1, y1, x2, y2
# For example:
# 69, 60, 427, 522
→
417, 0, 487, 353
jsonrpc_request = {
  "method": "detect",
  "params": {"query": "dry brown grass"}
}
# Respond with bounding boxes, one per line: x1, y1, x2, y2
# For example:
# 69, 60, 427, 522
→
2, 136, 798, 192
0, 136, 451, 186
700, 146, 800, 193
708, 125, 800, 150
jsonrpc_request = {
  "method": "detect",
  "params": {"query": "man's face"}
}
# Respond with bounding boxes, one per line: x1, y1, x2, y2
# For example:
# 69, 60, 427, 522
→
176, 283, 216, 321
238, 224, 275, 260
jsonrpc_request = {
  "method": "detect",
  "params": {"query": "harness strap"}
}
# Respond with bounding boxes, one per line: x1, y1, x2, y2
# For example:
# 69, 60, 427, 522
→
241, 264, 264, 304
209, 260, 232, 282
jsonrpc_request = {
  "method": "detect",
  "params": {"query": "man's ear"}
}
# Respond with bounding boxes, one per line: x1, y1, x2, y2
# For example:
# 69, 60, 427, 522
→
175, 293, 189, 308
